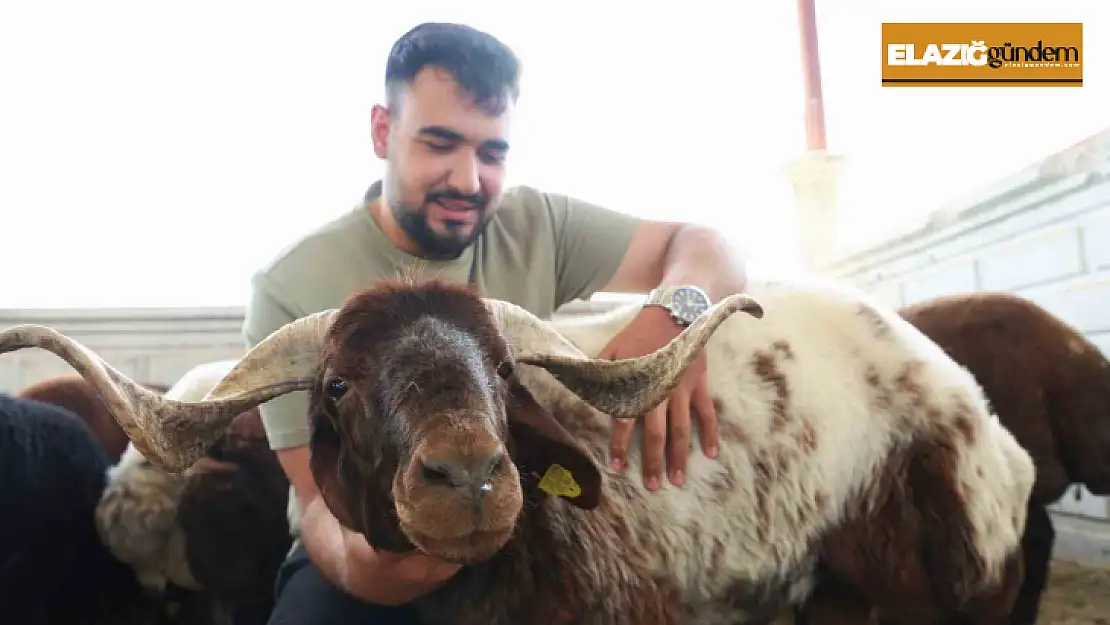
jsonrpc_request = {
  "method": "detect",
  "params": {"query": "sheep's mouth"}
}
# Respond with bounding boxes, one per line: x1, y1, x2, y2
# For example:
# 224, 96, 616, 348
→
402, 525, 515, 565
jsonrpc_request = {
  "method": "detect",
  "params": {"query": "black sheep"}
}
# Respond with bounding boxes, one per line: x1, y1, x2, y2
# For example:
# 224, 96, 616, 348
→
0, 392, 148, 624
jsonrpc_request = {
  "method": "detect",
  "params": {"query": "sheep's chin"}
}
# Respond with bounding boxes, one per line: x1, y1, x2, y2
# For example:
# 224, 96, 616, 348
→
393, 483, 523, 565
392, 458, 525, 564
401, 525, 516, 565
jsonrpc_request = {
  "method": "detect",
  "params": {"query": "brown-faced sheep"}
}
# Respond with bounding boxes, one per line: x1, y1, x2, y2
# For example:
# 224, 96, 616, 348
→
897, 291, 1110, 625
0, 276, 1036, 625
17, 375, 170, 462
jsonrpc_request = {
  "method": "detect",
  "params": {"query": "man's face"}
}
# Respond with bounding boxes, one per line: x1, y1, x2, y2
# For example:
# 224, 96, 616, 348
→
372, 66, 513, 259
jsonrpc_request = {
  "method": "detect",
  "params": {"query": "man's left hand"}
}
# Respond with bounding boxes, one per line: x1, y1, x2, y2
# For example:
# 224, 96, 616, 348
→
597, 305, 718, 491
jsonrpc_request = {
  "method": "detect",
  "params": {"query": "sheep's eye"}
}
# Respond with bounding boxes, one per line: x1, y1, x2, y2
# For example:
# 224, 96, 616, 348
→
496, 360, 514, 380
325, 378, 348, 399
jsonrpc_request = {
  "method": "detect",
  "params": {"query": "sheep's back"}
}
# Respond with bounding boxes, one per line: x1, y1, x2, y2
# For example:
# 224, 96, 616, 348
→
17, 375, 131, 462
900, 291, 1110, 498
0, 393, 111, 537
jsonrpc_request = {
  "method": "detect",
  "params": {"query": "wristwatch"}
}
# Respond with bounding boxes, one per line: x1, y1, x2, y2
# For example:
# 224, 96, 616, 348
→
645, 285, 712, 328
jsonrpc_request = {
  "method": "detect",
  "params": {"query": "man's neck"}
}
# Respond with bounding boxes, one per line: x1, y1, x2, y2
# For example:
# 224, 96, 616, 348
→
367, 197, 426, 258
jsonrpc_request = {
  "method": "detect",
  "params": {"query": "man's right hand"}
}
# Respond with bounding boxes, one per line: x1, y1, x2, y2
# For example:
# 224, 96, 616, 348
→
278, 445, 461, 606
332, 503, 461, 605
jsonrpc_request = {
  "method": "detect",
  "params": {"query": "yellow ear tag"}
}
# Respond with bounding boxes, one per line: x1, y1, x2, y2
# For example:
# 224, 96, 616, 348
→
537, 463, 582, 498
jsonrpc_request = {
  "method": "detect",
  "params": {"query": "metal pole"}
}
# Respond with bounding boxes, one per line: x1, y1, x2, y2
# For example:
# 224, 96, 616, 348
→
797, 0, 827, 151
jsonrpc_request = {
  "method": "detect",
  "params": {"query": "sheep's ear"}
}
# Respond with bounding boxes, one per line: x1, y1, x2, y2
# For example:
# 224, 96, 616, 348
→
308, 402, 417, 553
308, 412, 361, 531
505, 379, 602, 510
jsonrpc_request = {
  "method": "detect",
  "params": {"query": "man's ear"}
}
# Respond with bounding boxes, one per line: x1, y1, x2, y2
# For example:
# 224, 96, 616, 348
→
504, 378, 602, 510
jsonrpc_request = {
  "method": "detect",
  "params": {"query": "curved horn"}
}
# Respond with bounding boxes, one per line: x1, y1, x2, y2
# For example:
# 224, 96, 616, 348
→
485, 292, 763, 419
0, 309, 337, 473
202, 309, 337, 404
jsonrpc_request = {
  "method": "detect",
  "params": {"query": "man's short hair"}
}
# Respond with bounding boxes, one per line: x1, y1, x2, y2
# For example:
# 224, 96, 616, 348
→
385, 22, 521, 116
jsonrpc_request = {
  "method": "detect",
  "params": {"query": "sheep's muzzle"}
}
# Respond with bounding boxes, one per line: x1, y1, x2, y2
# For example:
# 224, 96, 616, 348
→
393, 418, 523, 564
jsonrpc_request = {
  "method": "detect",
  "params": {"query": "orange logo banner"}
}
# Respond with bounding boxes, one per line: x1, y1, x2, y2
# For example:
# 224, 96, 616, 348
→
881, 23, 1083, 87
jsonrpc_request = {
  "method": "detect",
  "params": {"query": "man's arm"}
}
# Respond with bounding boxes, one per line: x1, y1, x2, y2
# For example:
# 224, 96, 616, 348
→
243, 273, 458, 604
548, 193, 747, 305
602, 220, 749, 303
242, 275, 349, 586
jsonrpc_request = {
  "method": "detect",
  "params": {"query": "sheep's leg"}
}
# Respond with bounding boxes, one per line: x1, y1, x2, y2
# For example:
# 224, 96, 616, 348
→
1007, 504, 1054, 625
1046, 365, 1110, 495
793, 576, 875, 625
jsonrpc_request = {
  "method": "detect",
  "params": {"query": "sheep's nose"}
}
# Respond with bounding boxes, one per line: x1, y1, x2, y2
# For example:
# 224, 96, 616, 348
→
419, 451, 504, 493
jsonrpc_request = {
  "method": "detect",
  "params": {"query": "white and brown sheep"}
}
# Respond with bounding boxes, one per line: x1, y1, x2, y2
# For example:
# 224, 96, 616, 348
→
0, 276, 1036, 625
95, 361, 239, 596
95, 360, 290, 624
895, 291, 1110, 625
790, 291, 1110, 625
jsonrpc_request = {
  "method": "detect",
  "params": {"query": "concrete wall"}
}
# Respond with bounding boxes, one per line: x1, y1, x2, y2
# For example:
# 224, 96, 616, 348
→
823, 126, 1110, 563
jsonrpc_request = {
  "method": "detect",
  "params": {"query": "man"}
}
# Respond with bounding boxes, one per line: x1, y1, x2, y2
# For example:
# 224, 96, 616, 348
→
243, 21, 749, 624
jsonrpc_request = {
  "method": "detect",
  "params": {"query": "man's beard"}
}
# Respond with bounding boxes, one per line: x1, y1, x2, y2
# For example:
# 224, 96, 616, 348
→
392, 190, 492, 260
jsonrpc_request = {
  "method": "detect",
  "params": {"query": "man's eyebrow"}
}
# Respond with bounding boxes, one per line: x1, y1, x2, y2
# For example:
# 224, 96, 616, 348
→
418, 126, 509, 152
418, 126, 465, 142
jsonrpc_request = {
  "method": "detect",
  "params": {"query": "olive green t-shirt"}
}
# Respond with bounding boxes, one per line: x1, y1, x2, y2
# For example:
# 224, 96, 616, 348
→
242, 180, 642, 451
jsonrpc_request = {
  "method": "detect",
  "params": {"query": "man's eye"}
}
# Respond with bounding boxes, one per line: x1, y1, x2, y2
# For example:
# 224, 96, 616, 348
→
480, 150, 506, 165
426, 142, 453, 153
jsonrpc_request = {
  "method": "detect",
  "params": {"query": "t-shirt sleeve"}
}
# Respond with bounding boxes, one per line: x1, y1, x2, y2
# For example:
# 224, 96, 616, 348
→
548, 192, 643, 308
241, 272, 313, 451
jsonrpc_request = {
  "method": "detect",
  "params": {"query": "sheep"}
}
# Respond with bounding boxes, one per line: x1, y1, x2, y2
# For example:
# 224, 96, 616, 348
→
0, 275, 1036, 625
176, 403, 292, 620
17, 374, 170, 462
95, 359, 291, 624
0, 392, 149, 625
689, 291, 1103, 625
94, 362, 241, 596
894, 291, 1110, 625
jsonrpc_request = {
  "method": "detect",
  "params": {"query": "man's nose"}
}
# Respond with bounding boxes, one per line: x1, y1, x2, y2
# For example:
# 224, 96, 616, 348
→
447, 151, 481, 197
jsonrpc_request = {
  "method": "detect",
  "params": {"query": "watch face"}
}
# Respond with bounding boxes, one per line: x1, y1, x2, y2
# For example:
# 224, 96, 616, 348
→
672, 287, 710, 324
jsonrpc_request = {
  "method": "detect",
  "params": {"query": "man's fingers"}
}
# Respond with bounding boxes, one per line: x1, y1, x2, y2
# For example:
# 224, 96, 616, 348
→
395, 554, 461, 586
609, 417, 635, 472
641, 404, 667, 491
666, 392, 692, 486
692, 385, 720, 459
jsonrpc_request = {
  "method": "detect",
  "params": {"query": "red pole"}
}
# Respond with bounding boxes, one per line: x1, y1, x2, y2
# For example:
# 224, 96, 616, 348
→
797, 0, 827, 151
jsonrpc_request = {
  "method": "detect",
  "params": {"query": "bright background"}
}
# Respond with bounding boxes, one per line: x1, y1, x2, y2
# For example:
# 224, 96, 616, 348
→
0, 1, 1106, 308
